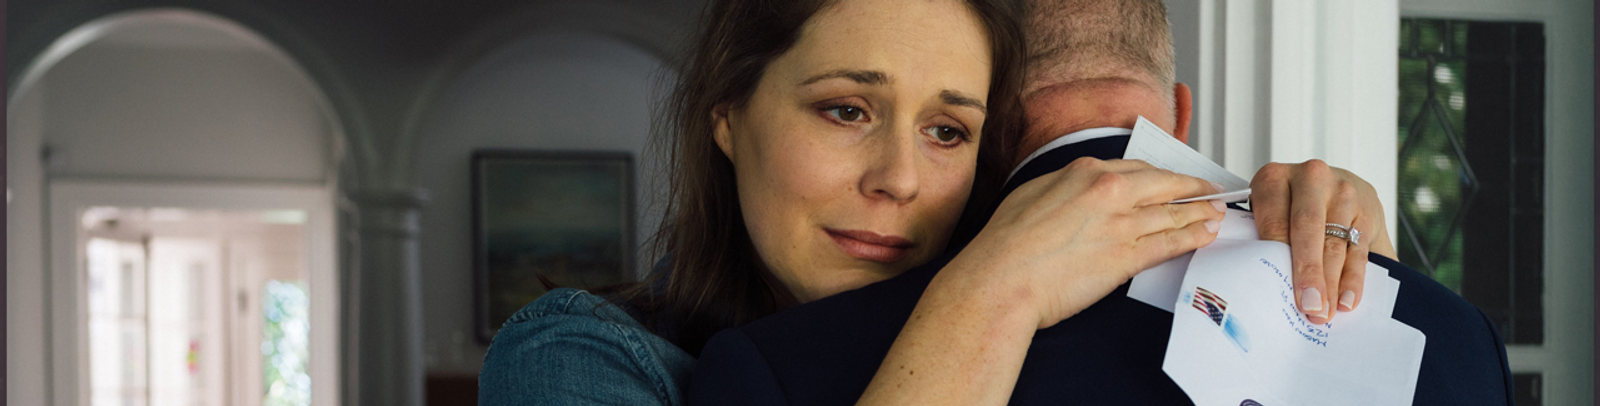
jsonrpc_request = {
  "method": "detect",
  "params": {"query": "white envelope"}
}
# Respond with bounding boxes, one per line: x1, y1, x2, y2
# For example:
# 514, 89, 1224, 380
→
1128, 208, 1259, 312
1112, 116, 1424, 404
1162, 239, 1424, 406
1124, 116, 1251, 192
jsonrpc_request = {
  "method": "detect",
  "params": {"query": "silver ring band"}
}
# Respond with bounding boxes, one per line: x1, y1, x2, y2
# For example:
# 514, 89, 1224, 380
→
1325, 223, 1361, 246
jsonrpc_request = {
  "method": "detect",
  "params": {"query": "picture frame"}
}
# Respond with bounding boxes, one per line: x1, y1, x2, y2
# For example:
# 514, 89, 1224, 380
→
472, 150, 634, 343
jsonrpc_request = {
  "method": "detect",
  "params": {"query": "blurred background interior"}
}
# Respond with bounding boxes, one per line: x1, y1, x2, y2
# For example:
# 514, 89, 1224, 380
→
7, 0, 1593, 405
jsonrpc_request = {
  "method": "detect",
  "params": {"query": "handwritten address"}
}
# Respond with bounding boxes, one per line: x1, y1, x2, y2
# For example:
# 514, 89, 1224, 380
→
1260, 258, 1331, 347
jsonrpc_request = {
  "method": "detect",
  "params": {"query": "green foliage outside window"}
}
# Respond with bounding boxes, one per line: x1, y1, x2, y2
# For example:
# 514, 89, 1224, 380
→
1397, 19, 1471, 293
264, 280, 311, 406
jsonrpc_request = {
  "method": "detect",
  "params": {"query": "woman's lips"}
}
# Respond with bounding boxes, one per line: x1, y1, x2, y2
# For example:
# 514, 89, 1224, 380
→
825, 228, 914, 263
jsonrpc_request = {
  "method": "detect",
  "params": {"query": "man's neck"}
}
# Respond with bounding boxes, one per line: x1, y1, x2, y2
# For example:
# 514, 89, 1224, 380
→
1017, 79, 1174, 165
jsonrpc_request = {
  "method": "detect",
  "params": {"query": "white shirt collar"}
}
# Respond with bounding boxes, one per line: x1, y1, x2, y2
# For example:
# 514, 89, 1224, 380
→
1005, 127, 1132, 184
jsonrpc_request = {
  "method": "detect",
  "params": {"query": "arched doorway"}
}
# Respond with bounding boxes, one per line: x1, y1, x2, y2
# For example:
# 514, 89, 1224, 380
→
8, 8, 343, 406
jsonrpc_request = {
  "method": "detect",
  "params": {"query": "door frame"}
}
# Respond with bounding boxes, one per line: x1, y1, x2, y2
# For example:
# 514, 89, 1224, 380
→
1398, 0, 1595, 404
49, 180, 341, 406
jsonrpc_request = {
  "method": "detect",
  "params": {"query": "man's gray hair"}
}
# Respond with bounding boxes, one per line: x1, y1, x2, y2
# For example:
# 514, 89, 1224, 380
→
1024, 0, 1175, 98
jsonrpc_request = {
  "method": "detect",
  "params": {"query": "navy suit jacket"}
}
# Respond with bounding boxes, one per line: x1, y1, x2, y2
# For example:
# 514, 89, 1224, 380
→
689, 135, 1514, 405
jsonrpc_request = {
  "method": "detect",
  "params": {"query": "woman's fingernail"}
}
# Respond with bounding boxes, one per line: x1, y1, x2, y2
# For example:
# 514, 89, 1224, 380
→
1210, 200, 1227, 213
1210, 181, 1226, 193
1339, 290, 1356, 311
1204, 220, 1220, 233
1300, 287, 1324, 312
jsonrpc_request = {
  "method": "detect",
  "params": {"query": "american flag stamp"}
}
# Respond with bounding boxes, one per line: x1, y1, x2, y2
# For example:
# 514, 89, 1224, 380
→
1192, 286, 1228, 325
1190, 285, 1251, 353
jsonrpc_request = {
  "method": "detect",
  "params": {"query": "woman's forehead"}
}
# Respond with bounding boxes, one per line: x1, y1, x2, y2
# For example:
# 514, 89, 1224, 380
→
773, 0, 992, 97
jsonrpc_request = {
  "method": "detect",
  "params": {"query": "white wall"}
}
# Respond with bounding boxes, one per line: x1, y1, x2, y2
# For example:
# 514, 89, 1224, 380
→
41, 41, 333, 182
410, 32, 670, 375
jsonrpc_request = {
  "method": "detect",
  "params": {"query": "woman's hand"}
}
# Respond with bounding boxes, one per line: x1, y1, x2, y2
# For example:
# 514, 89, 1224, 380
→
957, 157, 1228, 328
859, 158, 1227, 406
1250, 160, 1396, 325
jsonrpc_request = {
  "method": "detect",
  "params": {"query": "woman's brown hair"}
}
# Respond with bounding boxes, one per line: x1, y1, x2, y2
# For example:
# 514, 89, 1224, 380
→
623, 0, 1026, 356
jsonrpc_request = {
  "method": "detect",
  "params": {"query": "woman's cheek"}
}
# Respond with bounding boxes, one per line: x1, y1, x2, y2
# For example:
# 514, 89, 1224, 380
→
771, 134, 860, 202
751, 131, 855, 235
925, 153, 978, 228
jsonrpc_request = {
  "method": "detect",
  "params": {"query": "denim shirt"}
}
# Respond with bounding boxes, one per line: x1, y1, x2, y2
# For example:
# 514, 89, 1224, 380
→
480, 288, 695, 406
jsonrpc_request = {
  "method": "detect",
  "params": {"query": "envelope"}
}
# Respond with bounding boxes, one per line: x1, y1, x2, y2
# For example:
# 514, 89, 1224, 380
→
1162, 239, 1424, 406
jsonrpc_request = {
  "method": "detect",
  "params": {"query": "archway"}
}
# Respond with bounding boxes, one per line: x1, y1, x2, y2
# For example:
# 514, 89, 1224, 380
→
7, 8, 344, 406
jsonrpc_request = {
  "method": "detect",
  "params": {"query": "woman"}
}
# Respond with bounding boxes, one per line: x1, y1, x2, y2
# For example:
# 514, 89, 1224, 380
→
480, 0, 1375, 404
482, 1, 1037, 404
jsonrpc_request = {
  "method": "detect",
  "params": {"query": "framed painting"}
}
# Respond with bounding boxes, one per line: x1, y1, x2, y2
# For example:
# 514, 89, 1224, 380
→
472, 150, 633, 343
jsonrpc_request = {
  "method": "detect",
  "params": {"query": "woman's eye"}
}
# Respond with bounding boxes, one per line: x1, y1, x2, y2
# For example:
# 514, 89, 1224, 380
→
925, 126, 968, 143
827, 106, 864, 122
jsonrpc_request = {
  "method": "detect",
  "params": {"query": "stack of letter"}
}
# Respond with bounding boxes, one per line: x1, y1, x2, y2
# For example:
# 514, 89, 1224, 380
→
1123, 117, 1426, 405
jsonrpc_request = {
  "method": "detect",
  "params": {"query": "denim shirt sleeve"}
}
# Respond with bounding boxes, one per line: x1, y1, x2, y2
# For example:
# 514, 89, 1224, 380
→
480, 288, 695, 406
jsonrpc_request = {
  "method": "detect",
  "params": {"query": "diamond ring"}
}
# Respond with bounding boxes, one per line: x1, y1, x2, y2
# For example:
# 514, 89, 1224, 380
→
1325, 223, 1361, 246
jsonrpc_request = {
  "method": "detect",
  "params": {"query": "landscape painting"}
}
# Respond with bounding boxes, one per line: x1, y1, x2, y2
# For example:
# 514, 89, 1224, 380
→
473, 150, 632, 342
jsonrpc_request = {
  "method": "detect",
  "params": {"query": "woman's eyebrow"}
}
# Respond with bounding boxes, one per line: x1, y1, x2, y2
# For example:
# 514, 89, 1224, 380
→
799, 69, 890, 86
798, 70, 984, 113
940, 90, 986, 113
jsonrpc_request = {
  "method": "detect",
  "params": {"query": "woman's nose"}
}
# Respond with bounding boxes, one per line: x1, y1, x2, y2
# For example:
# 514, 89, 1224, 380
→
859, 129, 920, 202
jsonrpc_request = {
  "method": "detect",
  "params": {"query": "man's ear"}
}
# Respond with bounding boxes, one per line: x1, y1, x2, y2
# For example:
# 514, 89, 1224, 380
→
712, 103, 736, 159
1173, 82, 1193, 144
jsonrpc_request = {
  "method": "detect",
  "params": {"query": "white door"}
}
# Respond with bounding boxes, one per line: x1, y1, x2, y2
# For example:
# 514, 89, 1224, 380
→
83, 236, 149, 406
145, 237, 228, 406
52, 183, 339, 406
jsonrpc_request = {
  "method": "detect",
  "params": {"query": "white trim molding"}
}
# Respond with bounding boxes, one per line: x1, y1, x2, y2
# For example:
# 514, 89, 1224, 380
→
1172, 0, 1400, 244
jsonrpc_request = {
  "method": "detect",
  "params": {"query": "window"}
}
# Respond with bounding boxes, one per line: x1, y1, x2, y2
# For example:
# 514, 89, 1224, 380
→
263, 280, 311, 406
1397, 18, 1546, 405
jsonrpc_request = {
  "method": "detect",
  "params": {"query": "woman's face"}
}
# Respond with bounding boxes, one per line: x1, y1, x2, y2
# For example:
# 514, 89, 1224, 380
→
713, 0, 991, 303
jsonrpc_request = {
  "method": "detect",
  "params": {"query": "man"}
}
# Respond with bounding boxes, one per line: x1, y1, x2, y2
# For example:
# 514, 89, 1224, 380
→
687, 1, 1512, 404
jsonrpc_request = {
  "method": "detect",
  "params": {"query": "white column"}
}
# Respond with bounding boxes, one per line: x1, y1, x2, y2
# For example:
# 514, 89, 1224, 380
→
350, 189, 430, 406
1174, 0, 1399, 242
1300, 0, 1399, 242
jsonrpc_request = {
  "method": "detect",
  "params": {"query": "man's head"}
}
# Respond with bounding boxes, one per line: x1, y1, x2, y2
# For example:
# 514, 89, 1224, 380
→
1025, 0, 1174, 96
1020, 0, 1190, 153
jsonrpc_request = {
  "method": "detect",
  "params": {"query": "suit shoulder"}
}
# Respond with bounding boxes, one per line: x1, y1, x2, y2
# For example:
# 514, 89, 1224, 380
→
1374, 255, 1493, 323
691, 328, 790, 405
1372, 255, 1513, 405
737, 259, 941, 343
